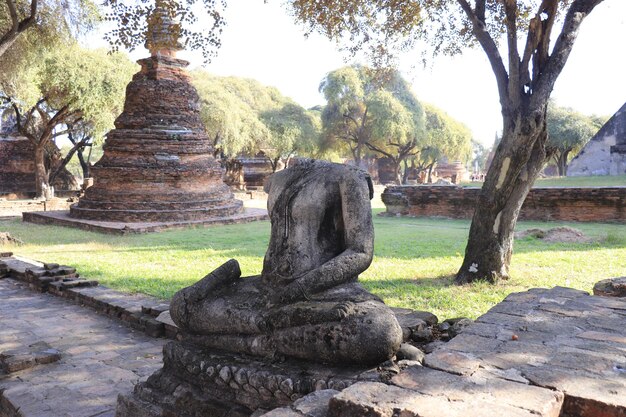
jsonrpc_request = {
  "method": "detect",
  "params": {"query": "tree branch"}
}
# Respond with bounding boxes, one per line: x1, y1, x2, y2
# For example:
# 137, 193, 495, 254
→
503, 0, 521, 107
531, 0, 605, 109
364, 140, 394, 161
6, 0, 19, 33
456, 0, 510, 110
49, 133, 91, 184
475, 0, 486, 23
0, 0, 38, 56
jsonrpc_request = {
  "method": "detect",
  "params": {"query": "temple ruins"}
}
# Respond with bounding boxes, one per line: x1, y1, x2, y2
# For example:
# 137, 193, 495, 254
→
67, 4, 244, 223
568, 102, 626, 177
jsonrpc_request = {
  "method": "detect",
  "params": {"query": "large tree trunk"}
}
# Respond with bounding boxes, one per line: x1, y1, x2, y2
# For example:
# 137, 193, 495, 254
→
557, 149, 571, 176
427, 163, 435, 183
33, 145, 49, 198
352, 144, 362, 168
392, 158, 403, 185
77, 148, 90, 178
455, 110, 548, 284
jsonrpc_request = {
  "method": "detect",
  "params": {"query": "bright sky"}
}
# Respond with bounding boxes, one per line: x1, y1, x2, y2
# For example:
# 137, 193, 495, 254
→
107, 0, 626, 146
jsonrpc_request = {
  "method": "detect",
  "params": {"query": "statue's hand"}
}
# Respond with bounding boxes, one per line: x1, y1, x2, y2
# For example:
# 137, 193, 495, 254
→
187, 259, 241, 303
332, 301, 356, 320
266, 280, 307, 307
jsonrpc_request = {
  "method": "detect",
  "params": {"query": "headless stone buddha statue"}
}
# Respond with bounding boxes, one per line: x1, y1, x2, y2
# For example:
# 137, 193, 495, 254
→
170, 159, 402, 365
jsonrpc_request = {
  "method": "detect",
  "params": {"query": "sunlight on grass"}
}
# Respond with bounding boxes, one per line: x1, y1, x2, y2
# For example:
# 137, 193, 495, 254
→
1, 213, 625, 320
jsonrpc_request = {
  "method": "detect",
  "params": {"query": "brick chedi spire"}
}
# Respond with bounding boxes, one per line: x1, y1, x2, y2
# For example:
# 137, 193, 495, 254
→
70, 1, 243, 223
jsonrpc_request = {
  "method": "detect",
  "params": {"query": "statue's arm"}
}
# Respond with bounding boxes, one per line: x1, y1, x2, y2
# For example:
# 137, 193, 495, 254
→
270, 172, 374, 305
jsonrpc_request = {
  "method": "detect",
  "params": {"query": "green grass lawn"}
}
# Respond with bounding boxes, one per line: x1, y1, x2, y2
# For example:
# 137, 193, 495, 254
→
1, 211, 625, 320
460, 174, 626, 188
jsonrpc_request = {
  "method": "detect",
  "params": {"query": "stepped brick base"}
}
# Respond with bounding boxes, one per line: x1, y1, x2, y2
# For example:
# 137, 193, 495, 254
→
70, 53, 241, 223
23, 208, 268, 234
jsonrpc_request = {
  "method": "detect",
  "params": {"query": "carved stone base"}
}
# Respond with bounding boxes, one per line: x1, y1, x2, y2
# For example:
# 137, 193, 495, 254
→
115, 341, 386, 417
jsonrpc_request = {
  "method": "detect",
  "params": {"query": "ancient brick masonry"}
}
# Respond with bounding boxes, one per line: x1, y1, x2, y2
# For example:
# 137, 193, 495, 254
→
382, 185, 626, 222
70, 43, 242, 222
0, 136, 78, 199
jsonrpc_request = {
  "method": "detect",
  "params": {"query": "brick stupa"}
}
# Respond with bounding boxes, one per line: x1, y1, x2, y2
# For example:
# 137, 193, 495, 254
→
69, 4, 243, 223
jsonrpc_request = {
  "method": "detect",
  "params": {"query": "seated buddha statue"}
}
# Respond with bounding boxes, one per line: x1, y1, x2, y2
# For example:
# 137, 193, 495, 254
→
170, 159, 402, 365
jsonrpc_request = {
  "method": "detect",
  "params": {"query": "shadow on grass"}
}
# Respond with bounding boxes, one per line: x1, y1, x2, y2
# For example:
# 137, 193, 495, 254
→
3, 215, 625, 264
362, 275, 455, 294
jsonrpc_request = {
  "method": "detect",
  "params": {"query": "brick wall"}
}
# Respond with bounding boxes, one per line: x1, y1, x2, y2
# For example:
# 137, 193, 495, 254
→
0, 136, 79, 198
381, 186, 626, 222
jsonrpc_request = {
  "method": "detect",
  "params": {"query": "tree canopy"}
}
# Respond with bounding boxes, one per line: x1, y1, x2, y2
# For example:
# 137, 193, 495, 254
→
546, 103, 604, 176
419, 103, 472, 172
0, 0, 99, 57
1, 43, 136, 195
191, 70, 321, 167
319, 65, 425, 183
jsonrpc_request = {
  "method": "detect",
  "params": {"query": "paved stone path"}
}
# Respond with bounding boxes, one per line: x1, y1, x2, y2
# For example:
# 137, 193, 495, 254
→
0, 278, 165, 417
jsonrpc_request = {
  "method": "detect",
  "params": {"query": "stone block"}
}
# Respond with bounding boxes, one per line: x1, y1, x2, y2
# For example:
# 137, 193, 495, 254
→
0, 342, 61, 373
594, 277, 626, 297
328, 381, 540, 417
392, 366, 563, 417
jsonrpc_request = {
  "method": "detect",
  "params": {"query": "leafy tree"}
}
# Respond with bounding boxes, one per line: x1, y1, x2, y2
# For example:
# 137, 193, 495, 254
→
320, 65, 425, 183
470, 140, 489, 176
546, 103, 604, 176
0, 0, 98, 57
365, 89, 423, 184
261, 103, 321, 171
191, 71, 270, 158
416, 103, 472, 182
287, 0, 609, 283
0, 44, 136, 196
191, 71, 321, 168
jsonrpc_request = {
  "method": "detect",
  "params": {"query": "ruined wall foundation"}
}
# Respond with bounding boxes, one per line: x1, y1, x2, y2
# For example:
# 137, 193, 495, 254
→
382, 185, 626, 222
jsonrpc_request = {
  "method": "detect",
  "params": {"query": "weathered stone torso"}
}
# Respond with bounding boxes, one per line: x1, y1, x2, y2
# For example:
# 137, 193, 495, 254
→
263, 165, 346, 286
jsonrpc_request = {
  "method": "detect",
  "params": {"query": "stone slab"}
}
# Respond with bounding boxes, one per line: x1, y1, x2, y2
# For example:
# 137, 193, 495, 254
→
0, 278, 166, 417
0, 255, 171, 339
22, 208, 269, 235
328, 381, 544, 417
423, 287, 626, 417
261, 389, 339, 417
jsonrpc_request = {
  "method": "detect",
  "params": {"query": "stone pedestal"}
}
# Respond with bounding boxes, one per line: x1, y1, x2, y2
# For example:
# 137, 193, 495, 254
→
70, 55, 242, 222
115, 341, 384, 417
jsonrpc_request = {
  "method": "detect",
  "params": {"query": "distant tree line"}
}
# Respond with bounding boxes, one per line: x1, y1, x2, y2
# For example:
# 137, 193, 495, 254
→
192, 64, 474, 184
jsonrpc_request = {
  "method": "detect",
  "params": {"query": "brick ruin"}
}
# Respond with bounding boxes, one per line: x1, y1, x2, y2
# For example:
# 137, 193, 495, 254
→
0, 134, 79, 199
382, 185, 626, 222
69, 7, 242, 222
568, 102, 626, 177
237, 156, 274, 189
